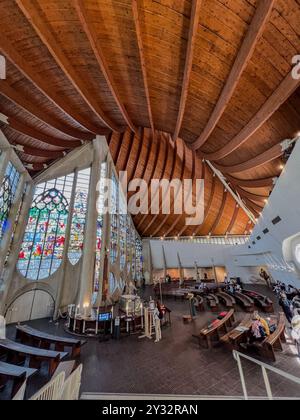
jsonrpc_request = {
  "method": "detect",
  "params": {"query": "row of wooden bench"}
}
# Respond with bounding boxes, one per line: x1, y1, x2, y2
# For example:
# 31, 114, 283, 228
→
0, 325, 86, 399
193, 310, 286, 363
158, 286, 274, 314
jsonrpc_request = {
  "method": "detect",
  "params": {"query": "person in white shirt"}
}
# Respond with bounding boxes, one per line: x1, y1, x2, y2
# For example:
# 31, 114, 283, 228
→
153, 306, 162, 343
291, 315, 300, 356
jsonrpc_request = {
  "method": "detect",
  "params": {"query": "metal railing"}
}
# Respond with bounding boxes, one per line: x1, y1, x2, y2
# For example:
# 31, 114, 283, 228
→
233, 350, 300, 400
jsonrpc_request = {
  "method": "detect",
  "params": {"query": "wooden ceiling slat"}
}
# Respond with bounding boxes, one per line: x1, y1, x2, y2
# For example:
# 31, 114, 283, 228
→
152, 140, 188, 236
214, 142, 283, 173
227, 204, 240, 235
235, 185, 268, 203
0, 31, 98, 137
201, 73, 300, 160
0, 81, 85, 140
3, 115, 82, 149
226, 174, 276, 188
173, 0, 201, 142
211, 190, 228, 235
132, 0, 154, 138
74, 0, 136, 133
16, 0, 119, 132
191, 0, 275, 151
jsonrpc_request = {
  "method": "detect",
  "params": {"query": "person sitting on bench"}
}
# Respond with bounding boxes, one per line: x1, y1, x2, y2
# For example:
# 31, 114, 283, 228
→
279, 292, 293, 323
240, 312, 270, 349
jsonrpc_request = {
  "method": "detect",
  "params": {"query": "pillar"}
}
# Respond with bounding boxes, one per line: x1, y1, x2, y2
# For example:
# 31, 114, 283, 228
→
77, 137, 106, 314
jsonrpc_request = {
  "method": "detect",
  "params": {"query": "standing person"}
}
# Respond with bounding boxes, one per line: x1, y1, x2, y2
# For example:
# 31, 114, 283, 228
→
153, 304, 162, 343
291, 315, 300, 356
259, 268, 271, 288
279, 292, 293, 323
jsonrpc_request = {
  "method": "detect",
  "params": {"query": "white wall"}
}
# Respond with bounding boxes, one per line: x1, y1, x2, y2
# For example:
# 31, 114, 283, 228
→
149, 141, 300, 287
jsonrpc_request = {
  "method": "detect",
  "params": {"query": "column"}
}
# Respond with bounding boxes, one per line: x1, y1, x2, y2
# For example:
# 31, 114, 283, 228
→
0, 148, 10, 186
96, 157, 112, 307
77, 137, 106, 314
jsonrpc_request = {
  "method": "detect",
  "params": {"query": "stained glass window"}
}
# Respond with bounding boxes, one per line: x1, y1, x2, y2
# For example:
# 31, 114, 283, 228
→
119, 193, 127, 271
0, 161, 21, 245
135, 236, 143, 281
68, 168, 91, 265
17, 174, 74, 280
131, 227, 136, 278
110, 172, 119, 264
94, 161, 107, 292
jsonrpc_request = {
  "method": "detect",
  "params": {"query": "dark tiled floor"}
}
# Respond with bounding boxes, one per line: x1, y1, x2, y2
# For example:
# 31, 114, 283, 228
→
2, 285, 300, 399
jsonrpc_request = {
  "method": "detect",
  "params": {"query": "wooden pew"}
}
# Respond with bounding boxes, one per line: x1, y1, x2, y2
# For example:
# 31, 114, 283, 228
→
242, 290, 274, 313
193, 309, 235, 349
231, 291, 254, 312
258, 313, 286, 362
0, 362, 37, 399
206, 294, 219, 311
16, 325, 85, 358
0, 339, 68, 377
220, 314, 252, 349
216, 291, 236, 309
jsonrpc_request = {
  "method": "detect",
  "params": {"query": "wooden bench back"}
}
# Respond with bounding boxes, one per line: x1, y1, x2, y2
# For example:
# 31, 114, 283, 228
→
201, 309, 234, 335
264, 313, 285, 345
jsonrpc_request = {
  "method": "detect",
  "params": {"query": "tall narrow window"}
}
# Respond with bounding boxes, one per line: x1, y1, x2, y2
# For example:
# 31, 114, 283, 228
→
131, 228, 136, 278
94, 161, 107, 293
110, 172, 118, 264
68, 168, 91, 265
0, 161, 20, 244
119, 193, 127, 271
135, 237, 143, 281
17, 174, 74, 280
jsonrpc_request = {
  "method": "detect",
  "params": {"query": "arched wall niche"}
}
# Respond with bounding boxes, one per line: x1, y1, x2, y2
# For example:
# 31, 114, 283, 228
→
5, 283, 55, 324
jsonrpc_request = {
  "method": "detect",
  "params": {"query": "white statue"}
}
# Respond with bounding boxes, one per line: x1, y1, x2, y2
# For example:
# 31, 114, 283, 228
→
126, 280, 137, 295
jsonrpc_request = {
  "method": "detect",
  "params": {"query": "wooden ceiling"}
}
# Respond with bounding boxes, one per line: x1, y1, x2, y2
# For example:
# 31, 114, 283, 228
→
0, 0, 299, 237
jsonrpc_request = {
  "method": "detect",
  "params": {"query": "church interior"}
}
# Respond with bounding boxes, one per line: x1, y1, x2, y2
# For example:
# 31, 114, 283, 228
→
1, 0, 300, 401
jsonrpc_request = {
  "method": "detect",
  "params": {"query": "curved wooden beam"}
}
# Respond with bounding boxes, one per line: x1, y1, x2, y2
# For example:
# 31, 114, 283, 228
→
173, 0, 201, 142
226, 204, 240, 234
141, 137, 177, 235
213, 143, 283, 174
16, 0, 119, 132
191, 0, 275, 151
243, 197, 263, 214
226, 174, 277, 188
178, 153, 204, 236
211, 189, 227, 234
234, 185, 269, 202
191, 169, 216, 236
2, 115, 83, 148
132, 0, 154, 138
200, 72, 300, 160
13, 143, 67, 159
0, 33, 99, 136
136, 133, 169, 230
74, 0, 136, 133
0, 82, 89, 140
152, 140, 187, 236
164, 146, 196, 237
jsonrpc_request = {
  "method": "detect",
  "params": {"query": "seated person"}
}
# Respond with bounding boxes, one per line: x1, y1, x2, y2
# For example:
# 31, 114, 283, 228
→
240, 312, 270, 349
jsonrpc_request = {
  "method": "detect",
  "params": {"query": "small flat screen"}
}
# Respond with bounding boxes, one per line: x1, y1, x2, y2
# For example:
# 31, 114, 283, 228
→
98, 312, 112, 322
